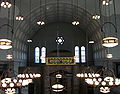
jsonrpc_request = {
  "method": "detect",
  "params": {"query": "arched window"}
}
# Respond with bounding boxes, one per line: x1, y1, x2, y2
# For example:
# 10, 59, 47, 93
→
81, 46, 86, 63
75, 46, 79, 63
41, 47, 46, 63
35, 47, 40, 63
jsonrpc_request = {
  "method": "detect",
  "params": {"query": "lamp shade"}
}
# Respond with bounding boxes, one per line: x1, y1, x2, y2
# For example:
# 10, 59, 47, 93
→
0, 39, 12, 49
102, 37, 118, 47
0, 24, 13, 50
52, 84, 64, 92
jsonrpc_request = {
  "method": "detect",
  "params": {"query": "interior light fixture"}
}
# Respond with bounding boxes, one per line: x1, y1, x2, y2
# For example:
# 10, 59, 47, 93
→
85, 68, 120, 93
89, 41, 94, 44
56, 36, 64, 45
37, 21, 45, 25
1, 1, 12, 8
27, 39, 32, 43
100, 87, 110, 93
102, 37, 118, 47
16, 16, 24, 21
92, 14, 100, 20
0, 69, 30, 94
52, 84, 64, 92
17, 67, 41, 80
0, 39, 12, 49
6, 54, 13, 59
106, 54, 112, 58
102, 0, 112, 5
56, 74, 62, 78
5, 88, 16, 94
72, 21, 79, 25
76, 67, 100, 78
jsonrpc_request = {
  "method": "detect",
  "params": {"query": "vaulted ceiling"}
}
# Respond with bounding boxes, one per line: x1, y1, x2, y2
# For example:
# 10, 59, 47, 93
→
1, 0, 120, 41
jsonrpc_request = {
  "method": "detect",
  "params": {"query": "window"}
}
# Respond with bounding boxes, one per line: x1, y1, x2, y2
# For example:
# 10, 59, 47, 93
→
75, 46, 79, 63
81, 46, 86, 63
41, 47, 46, 63
35, 47, 40, 63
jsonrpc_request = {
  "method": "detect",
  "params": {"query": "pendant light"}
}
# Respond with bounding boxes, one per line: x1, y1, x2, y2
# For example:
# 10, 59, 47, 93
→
18, 0, 41, 81
76, 0, 100, 79
0, 0, 12, 8
37, 0, 45, 25
102, 22, 118, 48
92, 0, 100, 20
102, 0, 112, 6
0, 25, 13, 50
16, 0, 24, 21
100, 0, 118, 48
50, 70, 66, 92
72, 0, 79, 25
85, 67, 120, 93
0, 6, 13, 50
0, 68, 30, 94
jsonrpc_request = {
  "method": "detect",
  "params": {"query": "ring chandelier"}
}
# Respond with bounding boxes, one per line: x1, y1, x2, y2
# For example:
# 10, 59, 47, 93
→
17, 67, 41, 79
76, 66, 100, 78
85, 67, 120, 93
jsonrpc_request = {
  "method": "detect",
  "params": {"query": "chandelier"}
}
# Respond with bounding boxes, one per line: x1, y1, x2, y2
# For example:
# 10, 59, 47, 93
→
92, 14, 100, 20
76, 66, 100, 78
101, 22, 118, 48
72, 21, 79, 25
0, 39, 12, 49
6, 54, 13, 59
102, 37, 118, 47
0, 69, 30, 94
52, 83, 64, 92
56, 74, 62, 78
5, 88, 16, 94
37, 20, 45, 25
16, 15, 24, 21
1, 1, 12, 8
0, 24, 13, 50
85, 67, 120, 93
106, 53, 112, 58
56, 36, 64, 45
102, 0, 112, 5
16, 0, 24, 21
17, 67, 41, 80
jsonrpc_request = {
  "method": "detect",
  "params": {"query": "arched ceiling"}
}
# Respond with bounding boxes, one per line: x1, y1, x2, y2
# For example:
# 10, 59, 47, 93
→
14, 2, 102, 41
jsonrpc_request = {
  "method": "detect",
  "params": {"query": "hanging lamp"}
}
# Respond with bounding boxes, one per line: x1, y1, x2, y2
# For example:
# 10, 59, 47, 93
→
37, 0, 45, 25
0, 0, 12, 8
92, 0, 100, 20
0, 68, 30, 94
18, 0, 41, 80
102, 22, 118, 48
0, 24, 13, 50
76, 66, 100, 78
50, 70, 66, 92
85, 67, 120, 93
72, 0, 80, 25
100, 0, 118, 48
15, 0, 24, 20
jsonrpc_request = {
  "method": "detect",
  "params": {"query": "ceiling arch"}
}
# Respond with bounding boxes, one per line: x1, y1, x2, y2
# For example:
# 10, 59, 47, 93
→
14, 2, 102, 41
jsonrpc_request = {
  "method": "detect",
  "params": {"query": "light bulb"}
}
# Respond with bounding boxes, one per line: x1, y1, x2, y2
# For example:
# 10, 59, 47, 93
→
94, 81, 99, 85
2, 83, 7, 87
109, 81, 113, 85
102, 81, 106, 86
10, 82, 14, 87
98, 78, 102, 82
